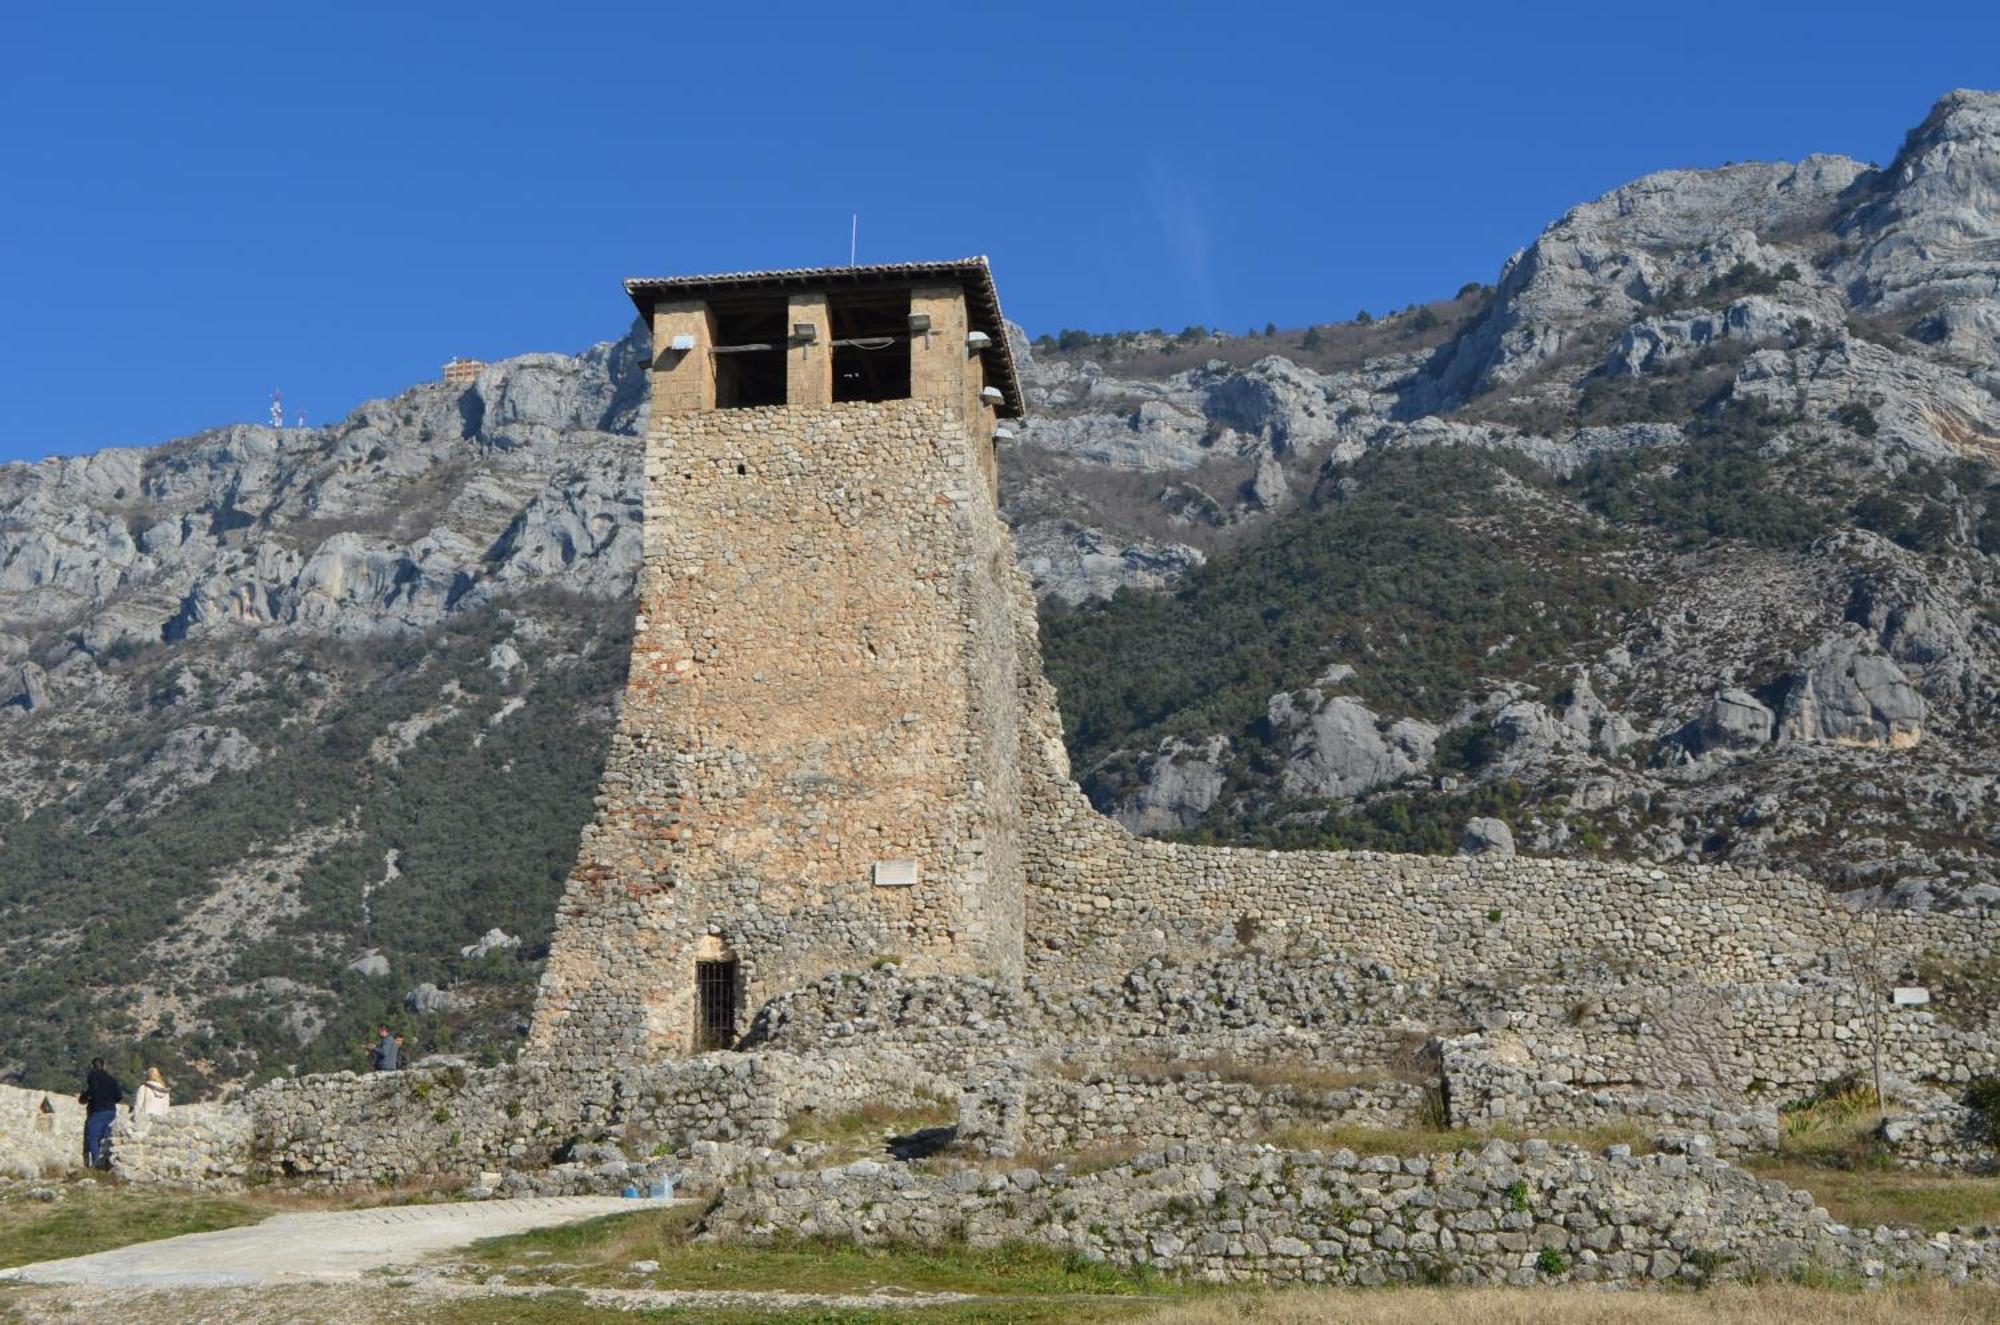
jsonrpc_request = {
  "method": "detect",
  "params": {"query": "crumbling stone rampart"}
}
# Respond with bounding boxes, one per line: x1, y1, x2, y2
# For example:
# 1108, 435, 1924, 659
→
110, 1051, 950, 1191
703, 1140, 2000, 1286
1015, 1072, 1428, 1156
0, 1082, 83, 1179
108, 1104, 252, 1190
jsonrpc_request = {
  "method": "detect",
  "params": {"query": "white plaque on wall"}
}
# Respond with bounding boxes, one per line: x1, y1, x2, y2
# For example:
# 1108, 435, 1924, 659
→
1892, 986, 1931, 1006
872, 859, 919, 888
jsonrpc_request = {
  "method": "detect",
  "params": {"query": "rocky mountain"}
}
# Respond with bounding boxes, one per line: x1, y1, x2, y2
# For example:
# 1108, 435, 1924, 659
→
1027, 89, 2000, 914
1, 90, 1997, 1091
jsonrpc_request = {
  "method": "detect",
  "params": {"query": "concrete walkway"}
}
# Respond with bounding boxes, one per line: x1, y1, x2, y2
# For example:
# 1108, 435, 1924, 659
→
0, 1195, 680, 1288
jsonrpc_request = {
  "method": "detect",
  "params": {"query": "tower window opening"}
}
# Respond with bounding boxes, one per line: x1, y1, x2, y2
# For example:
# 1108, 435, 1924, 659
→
695, 959, 739, 1050
830, 293, 912, 403
711, 299, 786, 409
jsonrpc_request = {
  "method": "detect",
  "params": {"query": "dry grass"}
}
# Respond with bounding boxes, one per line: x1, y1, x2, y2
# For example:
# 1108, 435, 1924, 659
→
1007, 1142, 1149, 1176
1135, 1282, 2000, 1324
776, 1095, 957, 1159
1072, 1055, 1393, 1092
459, 1205, 1181, 1302
1744, 1159, 2000, 1233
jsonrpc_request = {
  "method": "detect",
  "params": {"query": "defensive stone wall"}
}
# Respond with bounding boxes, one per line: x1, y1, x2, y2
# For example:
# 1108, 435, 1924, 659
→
702, 1140, 2000, 1286
1004, 584, 2000, 1097
0, 1082, 84, 1178
109, 1104, 253, 1190
111, 1051, 950, 1191
1014, 1071, 1428, 1157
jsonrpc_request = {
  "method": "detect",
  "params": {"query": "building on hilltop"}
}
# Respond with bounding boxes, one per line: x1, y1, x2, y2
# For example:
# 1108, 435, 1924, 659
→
443, 357, 486, 387
529, 259, 1030, 1058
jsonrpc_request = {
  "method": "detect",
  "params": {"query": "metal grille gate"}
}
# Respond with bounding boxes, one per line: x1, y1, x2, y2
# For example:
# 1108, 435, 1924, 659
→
695, 959, 738, 1051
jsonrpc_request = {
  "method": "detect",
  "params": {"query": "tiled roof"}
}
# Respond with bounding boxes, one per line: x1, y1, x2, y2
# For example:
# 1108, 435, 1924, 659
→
623, 257, 1023, 417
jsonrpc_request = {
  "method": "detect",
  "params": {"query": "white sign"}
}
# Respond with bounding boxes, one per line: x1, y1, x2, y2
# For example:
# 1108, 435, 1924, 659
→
872, 860, 919, 888
1892, 986, 1931, 1006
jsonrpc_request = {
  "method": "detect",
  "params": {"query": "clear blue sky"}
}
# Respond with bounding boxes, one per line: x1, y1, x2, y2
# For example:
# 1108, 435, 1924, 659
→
2, 1, 1994, 463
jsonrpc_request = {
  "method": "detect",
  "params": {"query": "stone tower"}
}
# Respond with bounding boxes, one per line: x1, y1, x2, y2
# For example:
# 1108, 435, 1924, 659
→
530, 259, 1029, 1059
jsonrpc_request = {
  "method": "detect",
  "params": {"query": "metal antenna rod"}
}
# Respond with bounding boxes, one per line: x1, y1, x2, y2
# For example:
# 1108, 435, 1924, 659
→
850, 214, 857, 267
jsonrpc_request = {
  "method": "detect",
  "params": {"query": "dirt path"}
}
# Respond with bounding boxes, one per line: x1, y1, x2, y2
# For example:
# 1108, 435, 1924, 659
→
0, 1195, 676, 1288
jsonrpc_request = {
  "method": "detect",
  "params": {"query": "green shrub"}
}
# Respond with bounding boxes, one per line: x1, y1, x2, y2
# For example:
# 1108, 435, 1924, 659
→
1835, 402, 1880, 436
1966, 1076, 2000, 1144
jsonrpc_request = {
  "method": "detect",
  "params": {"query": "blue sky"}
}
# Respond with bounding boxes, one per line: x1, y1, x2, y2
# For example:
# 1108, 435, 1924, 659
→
2, 1, 1994, 463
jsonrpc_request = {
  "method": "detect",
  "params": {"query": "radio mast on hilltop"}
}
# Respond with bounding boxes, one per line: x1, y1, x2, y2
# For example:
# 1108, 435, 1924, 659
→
269, 388, 284, 429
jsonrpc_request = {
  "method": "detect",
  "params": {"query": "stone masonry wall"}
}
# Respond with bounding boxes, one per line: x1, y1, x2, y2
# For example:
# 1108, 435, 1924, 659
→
112, 1051, 950, 1190
1016, 1072, 1428, 1157
109, 1104, 253, 1190
1006, 577, 2000, 1096
531, 397, 1027, 1060
0, 1082, 85, 1178
705, 1141, 2000, 1286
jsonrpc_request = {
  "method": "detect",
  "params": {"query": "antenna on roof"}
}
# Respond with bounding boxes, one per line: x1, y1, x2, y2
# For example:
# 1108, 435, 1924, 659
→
850, 214, 857, 267
270, 388, 284, 429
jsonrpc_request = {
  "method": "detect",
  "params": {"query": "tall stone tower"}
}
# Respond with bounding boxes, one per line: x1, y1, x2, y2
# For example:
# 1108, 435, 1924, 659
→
530, 259, 1029, 1060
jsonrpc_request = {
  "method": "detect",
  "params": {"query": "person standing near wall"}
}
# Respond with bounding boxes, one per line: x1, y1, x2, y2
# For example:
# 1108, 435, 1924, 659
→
133, 1067, 170, 1118
77, 1058, 124, 1168
369, 1026, 398, 1072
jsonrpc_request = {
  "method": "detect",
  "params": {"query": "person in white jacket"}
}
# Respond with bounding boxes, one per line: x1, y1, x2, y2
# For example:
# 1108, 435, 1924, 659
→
133, 1067, 170, 1118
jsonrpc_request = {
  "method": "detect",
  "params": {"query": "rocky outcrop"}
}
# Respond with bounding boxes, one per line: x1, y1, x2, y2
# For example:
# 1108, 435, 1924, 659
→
1115, 737, 1229, 834
1268, 687, 1436, 799
1693, 690, 1776, 755
2, 663, 47, 714
1841, 89, 2000, 313
1012, 523, 1204, 604
1415, 156, 1866, 406
1608, 296, 1817, 376
1778, 630, 1927, 749
1458, 817, 1516, 857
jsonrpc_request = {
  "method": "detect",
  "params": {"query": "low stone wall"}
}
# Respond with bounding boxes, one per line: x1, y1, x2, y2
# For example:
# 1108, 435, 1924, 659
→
112, 1050, 951, 1190
0, 1082, 85, 1178
1440, 1035, 1780, 1155
705, 1141, 2000, 1286
1880, 1085, 2000, 1173
1466, 977, 1997, 1098
110, 1104, 253, 1190
1017, 1072, 1427, 1156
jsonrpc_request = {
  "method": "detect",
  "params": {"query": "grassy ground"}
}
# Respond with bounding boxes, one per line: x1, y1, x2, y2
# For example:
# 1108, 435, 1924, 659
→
1733, 1074, 2000, 1232
0, 1178, 457, 1270
424, 1296, 1147, 1324
0, 1185, 267, 1269
458, 1205, 1182, 1302
778, 1098, 958, 1160
1744, 1159, 2000, 1232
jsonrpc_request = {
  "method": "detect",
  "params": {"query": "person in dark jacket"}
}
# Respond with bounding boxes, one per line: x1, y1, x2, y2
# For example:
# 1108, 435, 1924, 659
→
370, 1027, 398, 1072
78, 1059, 124, 1168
